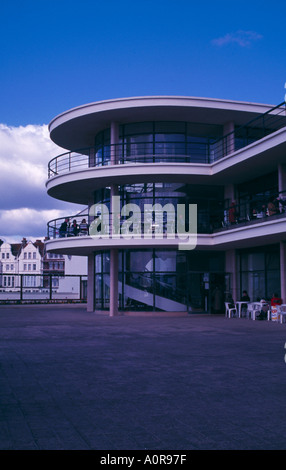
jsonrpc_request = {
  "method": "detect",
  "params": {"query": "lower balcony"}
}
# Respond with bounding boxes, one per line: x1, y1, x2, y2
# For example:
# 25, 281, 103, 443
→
45, 200, 286, 255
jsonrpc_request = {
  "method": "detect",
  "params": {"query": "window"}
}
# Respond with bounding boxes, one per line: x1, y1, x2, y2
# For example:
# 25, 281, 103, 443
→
6, 264, 9, 271
24, 264, 27, 271
33, 264, 36, 271
6, 253, 9, 259
11, 264, 14, 270
1, 253, 4, 259
24, 253, 27, 259
28, 264, 31, 271
33, 252, 36, 259
28, 252, 31, 259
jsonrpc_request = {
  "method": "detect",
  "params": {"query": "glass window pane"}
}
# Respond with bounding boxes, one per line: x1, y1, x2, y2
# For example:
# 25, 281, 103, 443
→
125, 251, 153, 272
154, 251, 176, 271
123, 122, 153, 135
155, 122, 185, 133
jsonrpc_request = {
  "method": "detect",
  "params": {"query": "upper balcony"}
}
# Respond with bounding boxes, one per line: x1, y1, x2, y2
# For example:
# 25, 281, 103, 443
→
46, 100, 286, 204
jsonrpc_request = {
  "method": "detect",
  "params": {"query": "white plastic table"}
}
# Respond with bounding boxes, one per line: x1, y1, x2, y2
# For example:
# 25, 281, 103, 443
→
236, 301, 250, 318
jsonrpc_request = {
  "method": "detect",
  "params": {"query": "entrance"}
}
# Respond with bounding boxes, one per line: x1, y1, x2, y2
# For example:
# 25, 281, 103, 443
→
210, 273, 226, 314
187, 272, 229, 314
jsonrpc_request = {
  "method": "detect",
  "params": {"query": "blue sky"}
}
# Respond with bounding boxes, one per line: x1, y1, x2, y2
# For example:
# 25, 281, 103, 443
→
1, 0, 286, 243
1, 0, 286, 126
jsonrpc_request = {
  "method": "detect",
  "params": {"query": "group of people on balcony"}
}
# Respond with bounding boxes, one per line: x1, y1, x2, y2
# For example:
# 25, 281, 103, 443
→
59, 218, 89, 237
226, 194, 286, 226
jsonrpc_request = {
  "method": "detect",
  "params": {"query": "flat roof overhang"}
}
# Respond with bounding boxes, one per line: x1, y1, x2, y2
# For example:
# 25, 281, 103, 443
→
49, 96, 276, 150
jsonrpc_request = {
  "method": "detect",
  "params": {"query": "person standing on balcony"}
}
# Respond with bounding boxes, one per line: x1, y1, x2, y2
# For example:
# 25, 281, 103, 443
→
268, 197, 279, 216
71, 220, 79, 236
79, 219, 89, 235
59, 218, 69, 237
228, 201, 237, 224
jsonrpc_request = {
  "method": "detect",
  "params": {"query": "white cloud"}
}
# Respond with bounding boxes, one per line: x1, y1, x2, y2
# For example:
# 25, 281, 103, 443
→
212, 30, 263, 47
0, 124, 84, 243
0, 124, 58, 207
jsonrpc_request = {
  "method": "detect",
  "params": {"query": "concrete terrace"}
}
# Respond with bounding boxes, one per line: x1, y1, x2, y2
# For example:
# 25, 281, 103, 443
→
0, 305, 286, 450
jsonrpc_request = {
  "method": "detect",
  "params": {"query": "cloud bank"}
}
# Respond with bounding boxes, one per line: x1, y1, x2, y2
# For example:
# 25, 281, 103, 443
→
0, 124, 84, 243
212, 30, 263, 47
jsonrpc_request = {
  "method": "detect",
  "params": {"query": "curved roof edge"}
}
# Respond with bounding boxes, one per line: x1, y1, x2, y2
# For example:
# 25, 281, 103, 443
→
49, 95, 276, 150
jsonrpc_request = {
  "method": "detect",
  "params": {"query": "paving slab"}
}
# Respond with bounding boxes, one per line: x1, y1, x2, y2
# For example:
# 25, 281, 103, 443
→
0, 305, 286, 450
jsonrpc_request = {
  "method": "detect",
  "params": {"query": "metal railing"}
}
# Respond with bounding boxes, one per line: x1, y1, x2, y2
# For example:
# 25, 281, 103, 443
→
48, 141, 212, 177
212, 101, 286, 161
0, 274, 87, 304
48, 102, 286, 178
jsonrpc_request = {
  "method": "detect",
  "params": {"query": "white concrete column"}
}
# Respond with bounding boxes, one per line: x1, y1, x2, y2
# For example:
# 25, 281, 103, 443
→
89, 146, 95, 167
225, 249, 238, 301
109, 248, 119, 316
224, 184, 235, 202
223, 121, 235, 155
110, 185, 119, 236
109, 184, 119, 316
224, 184, 236, 223
87, 253, 95, 312
110, 121, 119, 165
278, 163, 286, 193
280, 242, 286, 302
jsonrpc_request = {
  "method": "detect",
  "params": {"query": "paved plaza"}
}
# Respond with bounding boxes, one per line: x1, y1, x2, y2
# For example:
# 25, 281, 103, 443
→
0, 304, 286, 450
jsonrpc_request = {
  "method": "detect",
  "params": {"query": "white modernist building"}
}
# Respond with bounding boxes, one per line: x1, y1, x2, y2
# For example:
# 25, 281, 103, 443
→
45, 96, 286, 315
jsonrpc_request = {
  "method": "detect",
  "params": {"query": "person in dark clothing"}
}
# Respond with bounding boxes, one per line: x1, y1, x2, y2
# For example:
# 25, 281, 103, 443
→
241, 290, 250, 315
241, 290, 250, 302
71, 219, 79, 236
59, 218, 69, 237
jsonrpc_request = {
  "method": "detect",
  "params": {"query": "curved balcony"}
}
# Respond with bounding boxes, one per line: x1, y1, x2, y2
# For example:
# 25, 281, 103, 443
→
48, 141, 215, 179
48, 101, 286, 179
46, 191, 286, 255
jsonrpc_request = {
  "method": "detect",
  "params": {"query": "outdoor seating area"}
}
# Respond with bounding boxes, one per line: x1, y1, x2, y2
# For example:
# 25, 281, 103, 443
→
225, 299, 286, 323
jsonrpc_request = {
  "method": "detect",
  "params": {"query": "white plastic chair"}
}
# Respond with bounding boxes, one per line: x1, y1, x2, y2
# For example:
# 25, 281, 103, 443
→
247, 302, 261, 320
225, 302, 237, 318
279, 305, 286, 324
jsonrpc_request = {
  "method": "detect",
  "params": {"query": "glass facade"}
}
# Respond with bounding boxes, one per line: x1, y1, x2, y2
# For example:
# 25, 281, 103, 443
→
237, 172, 278, 221
94, 249, 227, 313
94, 121, 223, 165
93, 182, 224, 234
239, 245, 280, 301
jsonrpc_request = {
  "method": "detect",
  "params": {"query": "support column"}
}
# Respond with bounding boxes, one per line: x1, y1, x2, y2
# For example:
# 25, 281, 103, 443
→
110, 248, 119, 316
89, 146, 95, 167
278, 163, 286, 193
110, 121, 119, 165
224, 184, 236, 224
223, 121, 235, 156
280, 242, 286, 302
109, 122, 120, 315
225, 249, 238, 301
87, 253, 95, 312
109, 182, 119, 316
224, 184, 235, 202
